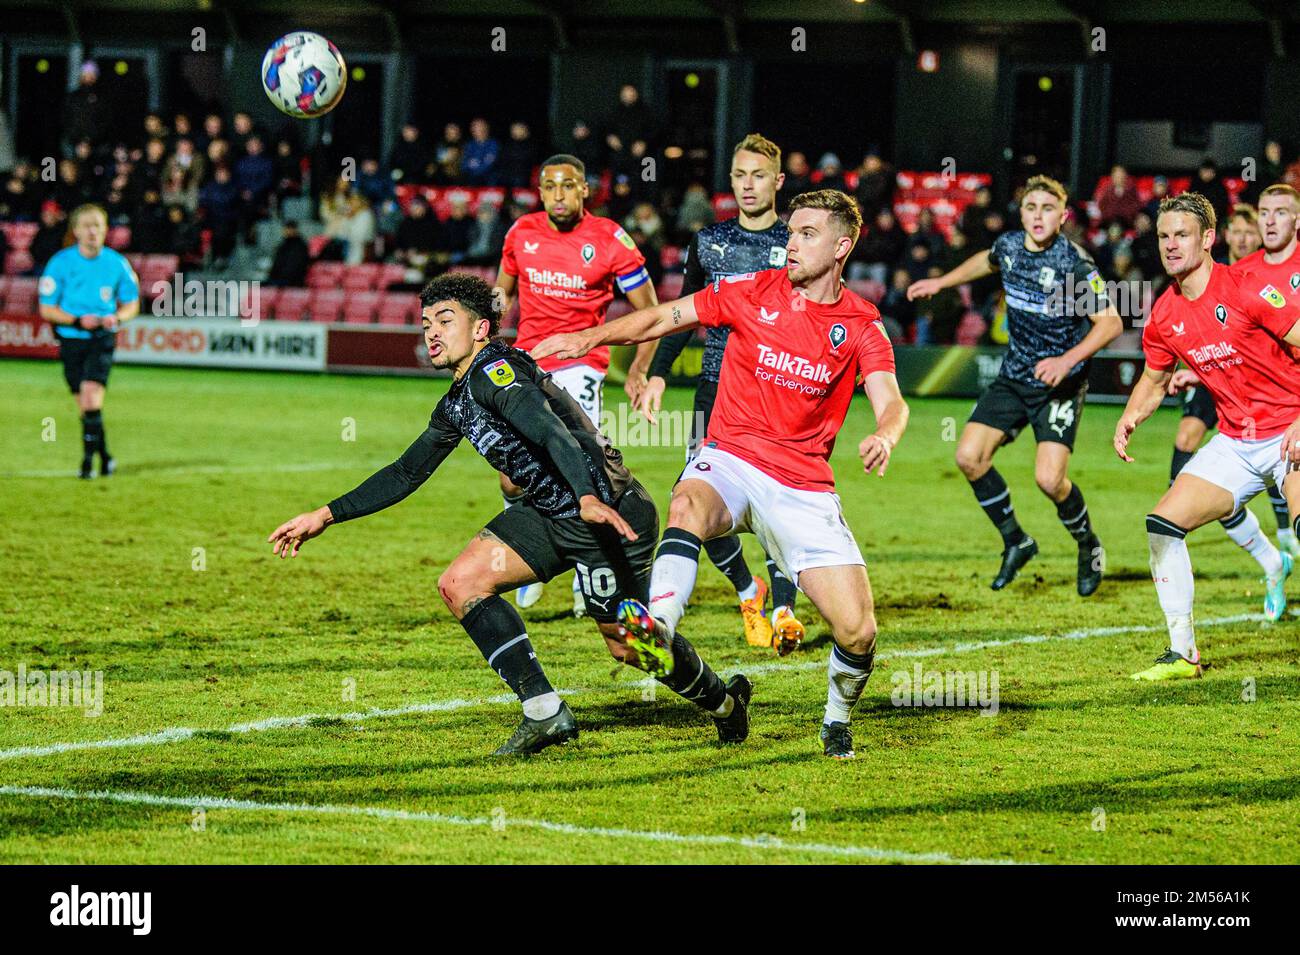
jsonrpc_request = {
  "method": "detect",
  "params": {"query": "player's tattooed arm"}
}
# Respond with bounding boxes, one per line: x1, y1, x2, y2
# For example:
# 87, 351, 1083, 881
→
530, 296, 700, 360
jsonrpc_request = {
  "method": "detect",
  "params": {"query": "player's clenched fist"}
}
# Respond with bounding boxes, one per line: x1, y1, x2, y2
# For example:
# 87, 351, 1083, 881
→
268, 506, 333, 558
531, 331, 594, 362
1167, 368, 1201, 395
859, 433, 893, 476
1114, 417, 1138, 463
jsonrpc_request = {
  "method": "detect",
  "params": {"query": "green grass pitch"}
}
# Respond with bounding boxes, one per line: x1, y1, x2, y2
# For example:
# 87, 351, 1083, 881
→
0, 357, 1296, 864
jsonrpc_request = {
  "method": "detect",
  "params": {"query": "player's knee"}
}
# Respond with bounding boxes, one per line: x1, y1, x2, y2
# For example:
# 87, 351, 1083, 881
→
667, 489, 706, 533
1174, 432, 1200, 454
835, 613, 877, 657
954, 444, 986, 478
1035, 466, 1066, 498
437, 565, 483, 613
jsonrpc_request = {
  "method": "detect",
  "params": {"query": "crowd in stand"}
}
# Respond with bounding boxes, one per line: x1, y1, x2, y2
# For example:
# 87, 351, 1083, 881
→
5, 61, 1299, 346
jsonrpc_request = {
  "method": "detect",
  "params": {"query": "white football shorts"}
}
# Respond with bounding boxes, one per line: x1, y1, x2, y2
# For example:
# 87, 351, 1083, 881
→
681, 445, 865, 585
549, 364, 605, 429
1182, 431, 1298, 513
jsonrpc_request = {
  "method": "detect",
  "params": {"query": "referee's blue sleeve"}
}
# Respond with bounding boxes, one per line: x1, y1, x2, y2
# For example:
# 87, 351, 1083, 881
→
38, 255, 63, 307
117, 258, 140, 303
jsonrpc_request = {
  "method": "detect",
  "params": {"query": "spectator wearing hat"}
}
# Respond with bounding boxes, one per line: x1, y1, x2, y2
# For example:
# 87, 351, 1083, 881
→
815, 152, 847, 193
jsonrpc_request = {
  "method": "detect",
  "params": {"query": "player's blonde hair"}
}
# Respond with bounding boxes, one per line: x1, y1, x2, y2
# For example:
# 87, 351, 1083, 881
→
733, 133, 781, 171
1259, 183, 1300, 212
789, 189, 863, 245
1158, 192, 1216, 235
69, 203, 108, 228
1021, 175, 1068, 205
1228, 203, 1258, 226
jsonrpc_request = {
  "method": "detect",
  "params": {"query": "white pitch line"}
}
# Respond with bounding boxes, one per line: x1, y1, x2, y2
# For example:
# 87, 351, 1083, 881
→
0, 610, 1276, 763
1, 460, 390, 479
0, 784, 1023, 865
0, 694, 516, 761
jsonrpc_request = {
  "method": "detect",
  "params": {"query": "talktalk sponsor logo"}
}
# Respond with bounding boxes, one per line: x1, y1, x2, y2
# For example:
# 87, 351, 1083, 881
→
755, 344, 832, 383
524, 267, 588, 289
1189, 341, 1238, 364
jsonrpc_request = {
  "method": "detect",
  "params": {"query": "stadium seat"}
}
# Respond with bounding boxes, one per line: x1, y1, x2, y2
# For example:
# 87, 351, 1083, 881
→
270, 287, 311, 322
126, 253, 146, 273
309, 287, 346, 323
245, 286, 278, 322
378, 263, 407, 289
142, 253, 179, 274
846, 279, 886, 305
955, 310, 988, 345
341, 263, 381, 292
3, 222, 38, 251
106, 226, 132, 250
4, 276, 39, 313
5, 250, 34, 276
0, 276, 8, 299
378, 292, 420, 325
306, 261, 345, 289
343, 290, 382, 324
657, 272, 684, 300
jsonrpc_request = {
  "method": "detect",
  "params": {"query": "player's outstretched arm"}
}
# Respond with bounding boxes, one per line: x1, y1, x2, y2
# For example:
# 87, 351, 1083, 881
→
1114, 365, 1173, 463
906, 250, 995, 301
268, 424, 458, 557
858, 371, 909, 477
530, 295, 700, 362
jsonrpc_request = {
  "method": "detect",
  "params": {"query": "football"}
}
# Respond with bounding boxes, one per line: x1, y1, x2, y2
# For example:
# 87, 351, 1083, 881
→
260, 31, 347, 119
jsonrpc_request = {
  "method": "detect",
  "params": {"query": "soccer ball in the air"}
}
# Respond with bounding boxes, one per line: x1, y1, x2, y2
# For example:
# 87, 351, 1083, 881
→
261, 31, 347, 119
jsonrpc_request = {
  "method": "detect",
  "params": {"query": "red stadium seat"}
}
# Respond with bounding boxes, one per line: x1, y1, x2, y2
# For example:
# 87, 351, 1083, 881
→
309, 287, 345, 323
657, 272, 684, 300
271, 287, 311, 322
0, 276, 8, 299
4, 276, 39, 313
5, 250, 34, 276
341, 263, 381, 292
955, 310, 988, 345
245, 286, 278, 322
378, 263, 407, 289
378, 292, 419, 325
343, 289, 382, 324
307, 261, 345, 288
106, 226, 132, 250
143, 253, 179, 274
3, 222, 38, 252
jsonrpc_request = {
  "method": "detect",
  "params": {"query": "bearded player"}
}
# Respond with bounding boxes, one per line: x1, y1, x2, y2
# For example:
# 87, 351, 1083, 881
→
1115, 192, 1300, 681
534, 190, 909, 759
637, 133, 802, 655
269, 273, 749, 754
908, 176, 1123, 595
496, 154, 660, 614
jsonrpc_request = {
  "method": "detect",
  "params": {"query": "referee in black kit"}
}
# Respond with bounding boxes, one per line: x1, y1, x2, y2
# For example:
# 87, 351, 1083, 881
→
37, 204, 140, 479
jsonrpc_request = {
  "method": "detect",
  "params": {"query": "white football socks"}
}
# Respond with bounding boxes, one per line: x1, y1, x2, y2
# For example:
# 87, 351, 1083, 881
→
824, 645, 874, 725
648, 530, 702, 636
1148, 526, 1197, 662
1222, 508, 1283, 578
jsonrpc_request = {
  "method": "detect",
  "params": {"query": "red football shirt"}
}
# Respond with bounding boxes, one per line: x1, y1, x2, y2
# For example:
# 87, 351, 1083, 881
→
1231, 243, 1300, 363
501, 210, 650, 373
692, 268, 896, 492
1143, 261, 1300, 439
